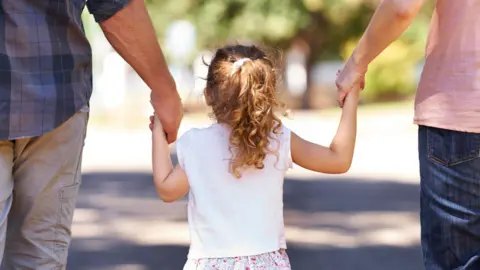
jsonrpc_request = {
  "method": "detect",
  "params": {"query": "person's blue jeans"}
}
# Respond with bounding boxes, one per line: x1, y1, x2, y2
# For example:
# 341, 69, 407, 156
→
419, 125, 480, 270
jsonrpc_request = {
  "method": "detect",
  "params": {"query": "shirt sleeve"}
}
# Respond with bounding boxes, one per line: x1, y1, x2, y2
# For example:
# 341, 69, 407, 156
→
86, 0, 133, 23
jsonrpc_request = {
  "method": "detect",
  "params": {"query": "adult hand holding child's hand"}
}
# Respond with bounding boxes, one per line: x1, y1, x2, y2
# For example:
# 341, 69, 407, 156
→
150, 114, 168, 140
150, 88, 183, 144
336, 56, 366, 107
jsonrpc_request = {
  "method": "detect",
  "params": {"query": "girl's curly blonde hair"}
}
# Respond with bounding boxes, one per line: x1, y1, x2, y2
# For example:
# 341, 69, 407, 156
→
205, 45, 283, 178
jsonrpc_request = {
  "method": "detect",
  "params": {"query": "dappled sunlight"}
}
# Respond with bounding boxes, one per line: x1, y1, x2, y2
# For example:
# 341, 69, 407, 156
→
285, 211, 419, 248
73, 208, 419, 249
72, 104, 422, 269
110, 265, 148, 270
68, 169, 422, 269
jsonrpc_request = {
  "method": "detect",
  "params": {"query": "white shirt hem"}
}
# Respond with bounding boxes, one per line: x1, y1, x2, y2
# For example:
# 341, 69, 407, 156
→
187, 245, 287, 259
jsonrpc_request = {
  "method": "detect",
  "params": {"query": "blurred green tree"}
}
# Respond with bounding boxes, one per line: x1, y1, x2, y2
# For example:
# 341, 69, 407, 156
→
146, 0, 376, 107
342, 1, 435, 102
146, 0, 378, 59
144, 0, 434, 105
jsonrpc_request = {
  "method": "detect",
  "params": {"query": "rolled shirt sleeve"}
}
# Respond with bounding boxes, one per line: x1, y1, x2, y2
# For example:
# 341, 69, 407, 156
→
86, 0, 133, 22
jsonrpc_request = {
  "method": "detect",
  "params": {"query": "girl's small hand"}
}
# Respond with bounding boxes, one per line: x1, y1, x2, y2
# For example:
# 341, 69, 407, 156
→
150, 114, 168, 139
336, 59, 366, 108
149, 114, 163, 129
149, 115, 155, 131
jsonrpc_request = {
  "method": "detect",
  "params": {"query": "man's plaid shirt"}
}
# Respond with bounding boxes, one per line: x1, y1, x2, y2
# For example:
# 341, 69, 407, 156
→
0, 0, 131, 140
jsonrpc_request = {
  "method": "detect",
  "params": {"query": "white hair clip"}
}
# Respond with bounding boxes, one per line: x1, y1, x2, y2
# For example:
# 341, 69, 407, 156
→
231, 58, 252, 75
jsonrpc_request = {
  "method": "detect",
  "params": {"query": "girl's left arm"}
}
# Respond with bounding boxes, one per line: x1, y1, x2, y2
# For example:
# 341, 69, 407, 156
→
152, 115, 189, 202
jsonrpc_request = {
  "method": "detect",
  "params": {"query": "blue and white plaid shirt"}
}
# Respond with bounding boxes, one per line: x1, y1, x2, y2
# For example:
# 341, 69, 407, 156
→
0, 0, 131, 140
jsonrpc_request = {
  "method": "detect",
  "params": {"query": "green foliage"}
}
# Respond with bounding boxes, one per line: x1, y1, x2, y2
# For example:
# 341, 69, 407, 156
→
146, 0, 312, 61
145, 0, 435, 103
341, 3, 433, 102
77, 0, 436, 103
343, 39, 417, 102
82, 10, 99, 41
146, 0, 384, 65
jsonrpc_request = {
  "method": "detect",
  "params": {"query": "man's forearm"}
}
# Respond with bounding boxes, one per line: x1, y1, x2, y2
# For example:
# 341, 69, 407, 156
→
352, 0, 425, 71
99, 0, 175, 97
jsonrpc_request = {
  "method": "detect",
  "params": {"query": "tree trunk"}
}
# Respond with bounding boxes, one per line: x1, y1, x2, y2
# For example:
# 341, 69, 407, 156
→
287, 36, 311, 109
294, 12, 329, 109
301, 53, 316, 109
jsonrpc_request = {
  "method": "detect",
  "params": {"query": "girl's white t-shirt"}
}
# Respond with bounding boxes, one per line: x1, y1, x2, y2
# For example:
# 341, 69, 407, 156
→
176, 123, 292, 259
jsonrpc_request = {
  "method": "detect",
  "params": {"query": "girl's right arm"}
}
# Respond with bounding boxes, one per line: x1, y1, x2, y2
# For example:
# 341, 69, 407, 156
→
291, 87, 360, 174
152, 115, 189, 203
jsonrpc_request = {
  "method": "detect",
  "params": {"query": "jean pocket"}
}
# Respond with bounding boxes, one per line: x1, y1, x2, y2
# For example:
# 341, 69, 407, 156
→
427, 126, 480, 167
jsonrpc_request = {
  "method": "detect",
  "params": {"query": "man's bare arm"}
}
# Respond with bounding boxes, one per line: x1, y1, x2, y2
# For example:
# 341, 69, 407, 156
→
98, 0, 175, 95
336, 0, 426, 106
89, 0, 183, 143
351, 0, 425, 71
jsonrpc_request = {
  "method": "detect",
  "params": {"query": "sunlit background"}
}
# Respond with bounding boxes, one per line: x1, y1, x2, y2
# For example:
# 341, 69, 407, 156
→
68, 1, 435, 269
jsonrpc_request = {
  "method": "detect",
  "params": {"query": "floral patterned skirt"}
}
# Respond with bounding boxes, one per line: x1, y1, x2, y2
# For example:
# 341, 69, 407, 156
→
183, 250, 291, 270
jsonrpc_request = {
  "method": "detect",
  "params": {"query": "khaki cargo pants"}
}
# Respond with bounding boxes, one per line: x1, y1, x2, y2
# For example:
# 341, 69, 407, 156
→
0, 110, 88, 269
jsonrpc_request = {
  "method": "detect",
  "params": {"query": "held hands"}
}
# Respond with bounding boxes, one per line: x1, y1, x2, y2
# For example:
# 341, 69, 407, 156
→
149, 114, 167, 140
150, 88, 183, 144
336, 56, 367, 107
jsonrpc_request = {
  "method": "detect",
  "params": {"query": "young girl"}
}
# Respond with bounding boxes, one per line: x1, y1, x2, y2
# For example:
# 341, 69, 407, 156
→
150, 45, 360, 269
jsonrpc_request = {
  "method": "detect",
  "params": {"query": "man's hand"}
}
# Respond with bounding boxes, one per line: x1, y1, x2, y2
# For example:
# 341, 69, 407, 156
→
150, 89, 183, 144
336, 56, 366, 107
98, 0, 183, 143
334, 0, 425, 108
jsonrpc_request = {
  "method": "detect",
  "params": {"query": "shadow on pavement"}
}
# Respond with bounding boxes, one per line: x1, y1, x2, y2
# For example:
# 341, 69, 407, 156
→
69, 241, 421, 270
76, 172, 419, 218
70, 154, 422, 270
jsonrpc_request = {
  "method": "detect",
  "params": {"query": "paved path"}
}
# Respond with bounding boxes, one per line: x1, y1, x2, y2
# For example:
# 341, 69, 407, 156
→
68, 108, 424, 270
81, 107, 420, 181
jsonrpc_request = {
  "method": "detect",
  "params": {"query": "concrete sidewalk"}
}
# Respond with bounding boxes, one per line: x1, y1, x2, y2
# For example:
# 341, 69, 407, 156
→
81, 107, 419, 181
68, 172, 422, 270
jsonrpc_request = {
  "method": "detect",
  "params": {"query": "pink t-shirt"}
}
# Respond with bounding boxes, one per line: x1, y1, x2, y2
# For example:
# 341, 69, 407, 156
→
414, 0, 480, 133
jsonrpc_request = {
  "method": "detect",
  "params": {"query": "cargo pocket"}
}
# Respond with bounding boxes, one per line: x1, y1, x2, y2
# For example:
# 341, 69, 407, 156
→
54, 183, 80, 267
